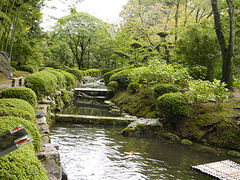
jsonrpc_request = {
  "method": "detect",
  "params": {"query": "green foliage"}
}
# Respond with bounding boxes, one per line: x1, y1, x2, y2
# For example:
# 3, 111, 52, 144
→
130, 61, 191, 87
157, 93, 190, 119
188, 65, 207, 80
109, 69, 133, 89
45, 69, 66, 89
0, 87, 37, 107
177, 22, 221, 81
18, 65, 36, 73
66, 68, 83, 82
103, 66, 133, 85
0, 98, 35, 121
83, 69, 101, 77
127, 82, 140, 93
56, 70, 76, 90
101, 68, 110, 75
185, 79, 230, 105
61, 89, 71, 106
0, 116, 41, 152
107, 81, 119, 92
0, 118, 46, 179
153, 84, 179, 98
24, 70, 58, 99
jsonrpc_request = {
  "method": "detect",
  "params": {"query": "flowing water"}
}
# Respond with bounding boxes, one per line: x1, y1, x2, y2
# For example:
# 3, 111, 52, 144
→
51, 124, 240, 180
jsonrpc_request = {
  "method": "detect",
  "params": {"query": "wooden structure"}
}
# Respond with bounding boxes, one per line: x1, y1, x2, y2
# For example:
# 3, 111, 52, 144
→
192, 160, 240, 180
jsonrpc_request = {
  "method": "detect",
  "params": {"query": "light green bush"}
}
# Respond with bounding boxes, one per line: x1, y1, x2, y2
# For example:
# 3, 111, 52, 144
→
109, 69, 133, 89
0, 98, 35, 121
45, 69, 66, 89
83, 69, 101, 77
66, 68, 83, 82
18, 64, 36, 73
0, 116, 42, 152
0, 87, 37, 107
153, 84, 179, 98
188, 65, 207, 80
56, 70, 76, 90
24, 70, 58, 99
107, 81, 119, 92
127, 82, 140, 93
103, 66, 133, 85
157, 93, 189, 119
0, 117, 47, 179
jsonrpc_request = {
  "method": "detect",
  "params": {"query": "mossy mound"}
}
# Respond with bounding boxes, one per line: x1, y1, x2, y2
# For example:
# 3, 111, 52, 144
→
153, 84, 178, 98
0, 116, 42, 152
0, 98, 35, 121
175, 102, 240, 150
46, 69, 66, 89
66, 68, 83, 82
112, 88, 157, 118
0, 87, 37, 107
56, 70, 76, 90
83, 69, 100, 77
109, 68, 133, 90
161, 132, 180, 142
107, 81, 119, 93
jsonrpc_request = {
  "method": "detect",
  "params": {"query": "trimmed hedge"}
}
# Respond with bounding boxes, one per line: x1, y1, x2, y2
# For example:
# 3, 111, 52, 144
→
0, 106, 35, 122
83, 69, 100, 77
0, 117, 47, 179
0, 98, 35, 121
157, 93, 189, 119
56, 70, 76, 90
0, 116, 42, 152
24, 70, 58, 99
153, 84, 179, 99
66, 68, 83, 82
103, 66, 133, 85
127, 82, 140, 93
107, 81, 119, 92
108, 69, 133, 89
0, 87, 37, 107
18, 65, 36, 73
45, 69, 66, 89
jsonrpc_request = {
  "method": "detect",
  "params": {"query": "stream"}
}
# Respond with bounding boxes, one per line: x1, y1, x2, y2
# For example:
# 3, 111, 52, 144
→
50, 79, 240, 180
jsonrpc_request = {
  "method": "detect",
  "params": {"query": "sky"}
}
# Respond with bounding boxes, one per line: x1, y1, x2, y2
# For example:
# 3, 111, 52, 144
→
41, 0, 128, 31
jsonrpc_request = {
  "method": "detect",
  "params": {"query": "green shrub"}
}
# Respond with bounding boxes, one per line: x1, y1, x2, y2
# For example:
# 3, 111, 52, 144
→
0, 106, 35, 122
101, 68, 110, 75
45, 69, 66, 89
0, 98, 35, 120
153, 84, 179, 98
188, 65, 207, 80
18, 65, 36, 73
107, 81, 119, 92
0, 87, 37, 107
0, 116, 42, 152
24, 70, 58, 99
157, 93, 189, 119
103, 66, 134, 85
61, 89, 71, 105
83, 69, 101, 77
127, 82, 140, 93
0, 118, 47, 179
109, 69, 133, 89
56, 70, 76, 90
66, 68, 83, 82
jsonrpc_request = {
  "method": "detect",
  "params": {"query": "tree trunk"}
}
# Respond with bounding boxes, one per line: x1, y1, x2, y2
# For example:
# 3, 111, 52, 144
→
174, 0, 180, 43
211, 0, 235, 89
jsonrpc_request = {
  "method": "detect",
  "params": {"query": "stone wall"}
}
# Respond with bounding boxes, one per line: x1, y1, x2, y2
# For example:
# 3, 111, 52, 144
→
0, 51, 12, 77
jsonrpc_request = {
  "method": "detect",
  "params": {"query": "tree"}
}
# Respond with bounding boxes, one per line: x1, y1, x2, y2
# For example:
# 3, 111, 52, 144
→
54, 12, 102, 69
211, 0, 235, 88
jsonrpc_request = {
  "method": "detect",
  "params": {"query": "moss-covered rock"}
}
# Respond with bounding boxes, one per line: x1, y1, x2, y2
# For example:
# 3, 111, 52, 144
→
181, 139, 193, 145
227, 150, 240, 157
61, 89, 72, 106
153, 84, 178, 98
162, 132, 180, 142
0, 98, 35, 121
121, 118, 163, 137
0, 87, 37, 107
0, 116, 42, 152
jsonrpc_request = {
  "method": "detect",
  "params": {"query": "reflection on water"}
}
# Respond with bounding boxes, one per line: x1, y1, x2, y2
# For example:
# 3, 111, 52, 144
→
51, 124, 240, 180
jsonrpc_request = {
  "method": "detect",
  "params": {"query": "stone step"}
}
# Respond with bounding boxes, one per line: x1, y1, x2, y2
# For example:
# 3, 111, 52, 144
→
54, 114, 137, 125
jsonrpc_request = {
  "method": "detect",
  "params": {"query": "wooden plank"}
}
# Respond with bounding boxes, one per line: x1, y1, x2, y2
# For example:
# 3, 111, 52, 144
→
192, 160, 240, 180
